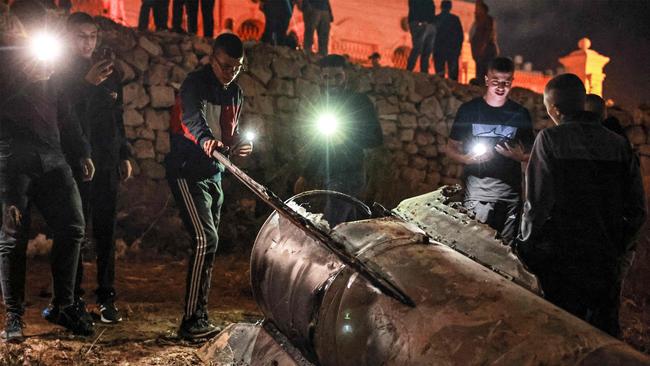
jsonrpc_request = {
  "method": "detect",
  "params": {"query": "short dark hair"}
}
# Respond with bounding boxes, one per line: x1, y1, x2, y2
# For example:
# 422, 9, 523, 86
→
545, 73, 586, 115
66, 12, 96, 29
213, 33, 243, 58
441, 0, 452, 11
318, 54, 347, 68
9, 0, 46, 26
487, 57, 515, 74
585, 93, 606, 120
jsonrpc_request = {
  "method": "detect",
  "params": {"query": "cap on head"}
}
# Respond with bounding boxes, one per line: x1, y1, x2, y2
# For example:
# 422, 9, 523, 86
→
213, 33, 243, 58
545, 73, 586, 116
318, 54, 347, 68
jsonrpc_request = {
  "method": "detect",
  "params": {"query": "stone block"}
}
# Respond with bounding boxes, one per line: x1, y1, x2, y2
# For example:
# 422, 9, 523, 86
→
420, 96, 444, 122
138, 35, 162, 57
417, 116, 433, 129
155, 131, 170, 154
123, 82, 149, 109
183, 53, 199, 71
140, 159, 166, 179
413, 73, 436, 98
425, 172, 441, 187
421, 145, 438, 158
266, 79, 294, 96
434, 121, 449, 138
301, 64, 321, 83
123, 108, 144, 127
163, 44, 181, 57
415, 130, 435, 146
295, 79, 320, 99
133, 139, 155, 159
375, 98, 400, 116
399, 128, 415, 142
114, 58, 135, 82
380, 120, 397, 136
400, 102, 418, 114
277, 96, 299, 112
145, 63, 172, 86
249, 58, 273, 85
136, 127, 155, 140
410, 156, 428, 170
125, 126, 137, 140
393, 151, 409, 166
125, 46, 149, 72
170, 66, 188, 85
251, 96, 275, 115
150, 86, 176, 108
401, 167, 426, 184
638, 144, 650, 156
238, 73, 266, 97
384, 136, 401, 150
192, 38, 213, 56
404, 143, 418, 155
398, 114, 417, 128
272, 57, 301, 79
145, 108, 171, 130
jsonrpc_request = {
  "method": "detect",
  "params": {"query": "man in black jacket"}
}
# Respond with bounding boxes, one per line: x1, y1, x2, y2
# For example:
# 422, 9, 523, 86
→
434, 0, 463, 80
517, 74, 646, 337
301, 0, 333, 55
165, 33, 251, 339
295, 54, 383, 227
45, 12, 132, 325
407, 0, 436, 73
0, 0, 95, 342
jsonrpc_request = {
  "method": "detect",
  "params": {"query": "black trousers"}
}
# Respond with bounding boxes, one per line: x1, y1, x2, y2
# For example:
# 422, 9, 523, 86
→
464, 199, 519, 245
0, 156, 84, 315
407, 22, 436, 73
174, 0, 214, 37
434, 52, 460, 80
138, 0, 168, 31
168, 177, 223, 319
74, 168, 119, 303
262, 11, 291, 46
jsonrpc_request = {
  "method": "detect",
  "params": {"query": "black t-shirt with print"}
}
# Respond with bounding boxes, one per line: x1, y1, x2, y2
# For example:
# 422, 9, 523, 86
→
450, 97, 534, 202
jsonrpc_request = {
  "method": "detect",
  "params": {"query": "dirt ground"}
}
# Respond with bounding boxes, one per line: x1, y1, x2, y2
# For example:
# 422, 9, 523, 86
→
0, 250, 649, 365
0, 254, 261, 366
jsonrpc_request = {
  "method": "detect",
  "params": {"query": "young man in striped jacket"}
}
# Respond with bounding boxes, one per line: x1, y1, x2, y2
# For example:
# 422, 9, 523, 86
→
165, 33, 251, 339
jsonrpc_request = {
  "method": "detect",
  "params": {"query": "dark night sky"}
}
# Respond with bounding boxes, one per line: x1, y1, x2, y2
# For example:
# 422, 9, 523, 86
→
485, 0, 650, 109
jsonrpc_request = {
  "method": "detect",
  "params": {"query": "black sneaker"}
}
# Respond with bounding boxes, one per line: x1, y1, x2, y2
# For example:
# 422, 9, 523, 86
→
74, 298, 95, 325
42, 303, 60, 323
1, 313, 24, 343
57, 305, 95, 336
98, 301, 122, 324
178, 316, 221, 340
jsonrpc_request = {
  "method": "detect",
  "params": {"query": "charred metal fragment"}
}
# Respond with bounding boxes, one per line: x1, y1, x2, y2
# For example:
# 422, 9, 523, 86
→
394, 185, 541, 293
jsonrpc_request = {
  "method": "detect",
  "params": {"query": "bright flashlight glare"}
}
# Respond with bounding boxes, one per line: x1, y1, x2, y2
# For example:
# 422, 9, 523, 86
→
316, 113, 338, 136
30, 33, 62, 62
472, 143, 487, 156
244, 130, 256, 141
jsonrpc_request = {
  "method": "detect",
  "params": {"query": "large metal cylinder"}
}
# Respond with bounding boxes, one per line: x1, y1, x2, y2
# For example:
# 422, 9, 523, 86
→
251, 192, 650, 365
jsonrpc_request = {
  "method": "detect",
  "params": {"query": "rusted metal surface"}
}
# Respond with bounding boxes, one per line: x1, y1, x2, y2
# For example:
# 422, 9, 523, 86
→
250, 197, 650, 365
197, 322, 314, 366
394, 185, 541, 293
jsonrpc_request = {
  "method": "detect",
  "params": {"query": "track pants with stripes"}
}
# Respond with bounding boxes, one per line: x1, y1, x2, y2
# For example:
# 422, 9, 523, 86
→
168, 177, 223, 320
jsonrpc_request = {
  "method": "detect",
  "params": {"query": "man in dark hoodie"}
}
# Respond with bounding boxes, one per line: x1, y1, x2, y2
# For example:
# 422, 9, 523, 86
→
44, 12, 132, 326
517, 74, 646, 337
407, 0, 436, 73
0, 0, 95, 342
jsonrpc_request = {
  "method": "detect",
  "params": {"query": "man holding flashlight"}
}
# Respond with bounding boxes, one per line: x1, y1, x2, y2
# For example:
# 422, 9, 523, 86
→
42, 12, 132, 325
296, 54, 383, 226
0, 0, 95, 342
446, 57, 534, 245
165, 33, 251, 340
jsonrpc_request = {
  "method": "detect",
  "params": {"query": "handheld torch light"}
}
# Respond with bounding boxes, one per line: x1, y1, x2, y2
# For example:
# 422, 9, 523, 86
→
29, 32, 62, 62
316, 112, 339, 137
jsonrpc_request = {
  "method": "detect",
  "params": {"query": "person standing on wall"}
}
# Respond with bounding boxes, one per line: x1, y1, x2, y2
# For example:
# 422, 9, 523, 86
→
138, 0, 168, 31
261, 0, 293, 46
165, 33, 251, 339
0, 0, 95, 342
469, 0, 497, 83
299, 0, 332, 56
43, 12, 132, 326
516, 74, 646, 337
445, 57, 534, 245
406, 0, 436, 74
433, 0, 463, 80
